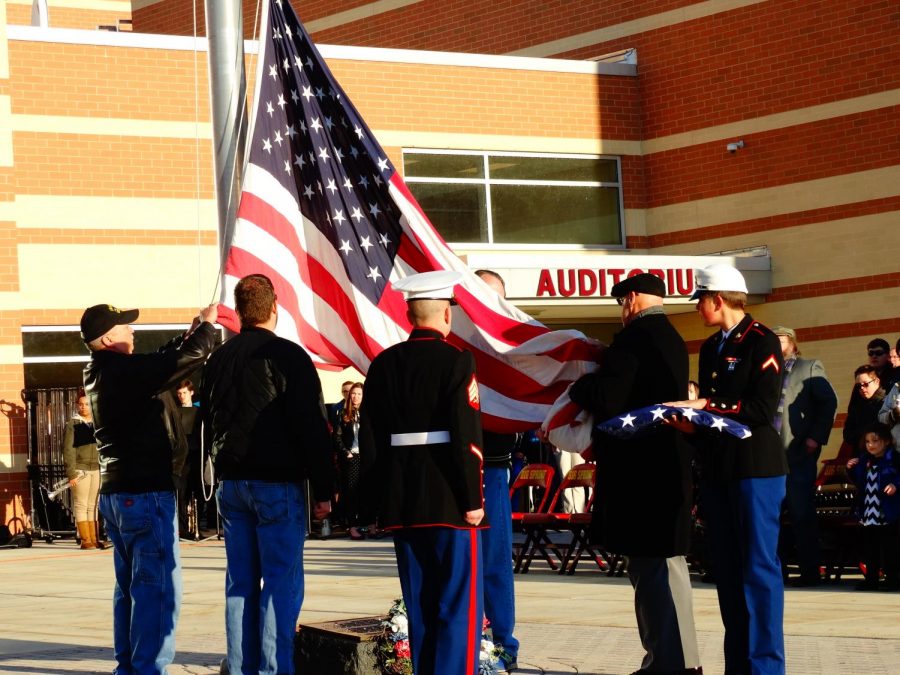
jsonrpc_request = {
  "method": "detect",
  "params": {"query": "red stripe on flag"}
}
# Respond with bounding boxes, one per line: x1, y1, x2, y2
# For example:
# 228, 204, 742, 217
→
238, 192, 388, 361
225, 247, 355, 366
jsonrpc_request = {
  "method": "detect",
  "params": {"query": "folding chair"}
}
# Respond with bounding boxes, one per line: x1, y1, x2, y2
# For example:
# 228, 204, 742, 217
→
509, 463, 555, 527
508, 463, 554, 565
517, 463, 595, 573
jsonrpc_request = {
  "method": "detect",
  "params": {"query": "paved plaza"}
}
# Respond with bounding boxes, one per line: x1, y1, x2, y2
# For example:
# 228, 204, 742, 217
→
1, 536, 898, 674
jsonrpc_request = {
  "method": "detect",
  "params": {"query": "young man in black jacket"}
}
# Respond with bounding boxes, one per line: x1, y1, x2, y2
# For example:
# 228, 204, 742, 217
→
200, 274, 333, 675
82, 302, 218, 675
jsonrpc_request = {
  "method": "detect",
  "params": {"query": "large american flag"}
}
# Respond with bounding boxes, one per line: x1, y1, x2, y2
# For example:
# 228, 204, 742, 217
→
218, 0, 601, 432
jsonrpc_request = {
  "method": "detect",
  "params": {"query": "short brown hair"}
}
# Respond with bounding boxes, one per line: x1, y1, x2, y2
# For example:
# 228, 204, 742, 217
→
177, 379, 194, 393
235, 274, 276, 327
697, 290, 746, 309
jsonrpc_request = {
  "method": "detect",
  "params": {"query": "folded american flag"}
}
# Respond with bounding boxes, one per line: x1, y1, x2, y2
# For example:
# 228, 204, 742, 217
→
596, 405, 752, 439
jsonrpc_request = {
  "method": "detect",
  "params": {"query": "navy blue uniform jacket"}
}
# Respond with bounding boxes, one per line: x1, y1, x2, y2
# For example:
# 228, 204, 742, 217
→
359, 328, 486, 530
696, 314, 788, 482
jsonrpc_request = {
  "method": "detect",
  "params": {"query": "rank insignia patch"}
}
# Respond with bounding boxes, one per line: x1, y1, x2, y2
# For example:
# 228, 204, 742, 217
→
467, 374, 480, 410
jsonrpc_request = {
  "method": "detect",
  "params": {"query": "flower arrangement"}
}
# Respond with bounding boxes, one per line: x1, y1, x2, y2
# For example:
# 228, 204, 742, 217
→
375, 598, 504, 675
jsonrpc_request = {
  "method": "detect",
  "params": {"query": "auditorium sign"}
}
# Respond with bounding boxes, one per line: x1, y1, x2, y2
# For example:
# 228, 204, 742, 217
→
462, 253, 772, 305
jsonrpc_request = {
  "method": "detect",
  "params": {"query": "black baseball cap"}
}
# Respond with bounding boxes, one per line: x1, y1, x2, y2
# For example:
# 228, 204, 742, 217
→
80, 304, 139, 343
611, 273, 667, 299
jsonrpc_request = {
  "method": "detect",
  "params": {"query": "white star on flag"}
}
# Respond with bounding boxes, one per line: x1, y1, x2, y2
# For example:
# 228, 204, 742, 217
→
619, 413, 637, 427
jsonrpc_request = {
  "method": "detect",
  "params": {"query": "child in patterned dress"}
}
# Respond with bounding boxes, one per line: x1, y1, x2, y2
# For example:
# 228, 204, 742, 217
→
846, 423, 900, 590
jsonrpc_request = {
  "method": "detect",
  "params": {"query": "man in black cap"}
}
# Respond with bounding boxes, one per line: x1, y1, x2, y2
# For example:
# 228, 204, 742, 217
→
569, 273, 701, 675
81, 302, 218, 675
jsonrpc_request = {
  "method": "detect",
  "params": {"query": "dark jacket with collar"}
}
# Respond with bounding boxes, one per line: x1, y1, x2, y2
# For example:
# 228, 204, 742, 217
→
847, 447, 900, 523
569, 310, 692, 557
83, 322, 218, 494
199, 326, 333, 501
696, 314, 787, 482
359, 328, 486, 530
779, 356, 838, 462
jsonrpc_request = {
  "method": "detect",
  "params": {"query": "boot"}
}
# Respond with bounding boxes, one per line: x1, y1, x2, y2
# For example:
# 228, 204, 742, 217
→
88, 521, 110, 549
77, 521, 97, 550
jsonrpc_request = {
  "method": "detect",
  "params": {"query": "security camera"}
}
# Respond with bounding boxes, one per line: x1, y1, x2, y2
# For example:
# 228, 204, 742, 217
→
726, 140, 745, 153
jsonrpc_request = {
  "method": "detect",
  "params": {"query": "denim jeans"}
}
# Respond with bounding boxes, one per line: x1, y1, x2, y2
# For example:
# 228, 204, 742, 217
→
98, 490, 181, 675
481, 467, 518, 660
217, 480, 307, 675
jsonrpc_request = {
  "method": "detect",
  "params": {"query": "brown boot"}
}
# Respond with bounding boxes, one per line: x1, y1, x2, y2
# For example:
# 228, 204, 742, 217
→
88, 521, 110, 549
77, 521, 97, 550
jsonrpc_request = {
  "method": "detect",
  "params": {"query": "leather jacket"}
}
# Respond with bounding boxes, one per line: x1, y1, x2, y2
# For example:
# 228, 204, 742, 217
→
83, 322, 218, 494
199, 326, 334, 502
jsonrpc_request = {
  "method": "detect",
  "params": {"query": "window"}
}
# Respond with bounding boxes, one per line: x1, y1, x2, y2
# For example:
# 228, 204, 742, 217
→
403, 151, 624, 247
21, 324, 219, 389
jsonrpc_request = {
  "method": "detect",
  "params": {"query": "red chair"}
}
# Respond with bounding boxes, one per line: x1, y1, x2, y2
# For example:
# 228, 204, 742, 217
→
517, 463, 595, 573
508, 463, 555, 564
509, 463, 555, 527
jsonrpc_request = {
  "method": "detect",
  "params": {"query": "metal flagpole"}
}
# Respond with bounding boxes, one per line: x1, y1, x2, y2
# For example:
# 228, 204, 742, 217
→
204, 0, 248, 286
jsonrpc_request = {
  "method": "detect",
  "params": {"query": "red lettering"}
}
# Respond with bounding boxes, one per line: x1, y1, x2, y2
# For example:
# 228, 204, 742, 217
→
648, 268, 665, 282
598, 269, 607, 296
626, 268, 645, 278
676, 269, 693, 296
536, 269, 556, 297
666, 268, 675, 295
557, 269, 576, 297
577, 269, 597, 296
607, 268, 625, 285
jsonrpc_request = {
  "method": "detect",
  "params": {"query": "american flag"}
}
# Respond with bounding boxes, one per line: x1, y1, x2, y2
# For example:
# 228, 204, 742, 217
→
596, 405, 752, 440
218, 0, 601, 432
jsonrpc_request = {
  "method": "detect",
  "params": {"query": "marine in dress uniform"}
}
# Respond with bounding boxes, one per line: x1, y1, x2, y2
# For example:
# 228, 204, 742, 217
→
670, 264, 788, 675
569, 273, 701, 675
359, 270, 487, 675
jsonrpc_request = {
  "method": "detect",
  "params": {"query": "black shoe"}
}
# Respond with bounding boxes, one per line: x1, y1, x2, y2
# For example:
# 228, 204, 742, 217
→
219, 658, 229, 675
855, 579, 879, 591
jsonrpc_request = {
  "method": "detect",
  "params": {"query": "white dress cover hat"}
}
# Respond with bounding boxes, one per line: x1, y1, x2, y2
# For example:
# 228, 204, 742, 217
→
392, 270, 463, 302
690, 263, 748, 300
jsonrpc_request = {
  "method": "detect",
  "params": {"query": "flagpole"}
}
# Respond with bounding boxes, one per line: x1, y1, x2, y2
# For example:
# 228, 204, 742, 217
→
204, 0, 248, 289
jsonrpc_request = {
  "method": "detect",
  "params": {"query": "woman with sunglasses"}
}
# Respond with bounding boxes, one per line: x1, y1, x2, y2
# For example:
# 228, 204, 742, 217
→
844, 365, 887, 452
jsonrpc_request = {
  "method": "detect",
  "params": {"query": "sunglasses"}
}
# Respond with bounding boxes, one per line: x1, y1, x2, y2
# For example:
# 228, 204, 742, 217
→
868, 349, 886, 357
857, 379, 878, 389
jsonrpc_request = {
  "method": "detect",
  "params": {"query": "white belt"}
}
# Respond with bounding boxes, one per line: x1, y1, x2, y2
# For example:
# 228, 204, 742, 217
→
390, 431, 450, 446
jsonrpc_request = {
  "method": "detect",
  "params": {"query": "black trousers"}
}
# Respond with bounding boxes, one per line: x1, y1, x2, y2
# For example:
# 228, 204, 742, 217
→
861, 523, 900, 583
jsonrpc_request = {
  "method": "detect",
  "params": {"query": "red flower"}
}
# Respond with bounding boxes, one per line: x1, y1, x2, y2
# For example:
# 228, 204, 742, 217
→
395, 639, 411, 659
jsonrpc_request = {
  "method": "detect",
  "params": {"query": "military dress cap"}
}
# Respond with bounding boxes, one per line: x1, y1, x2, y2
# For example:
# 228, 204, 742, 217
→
611, 272, 667, 299
771, 325, 796, 341
689, 263, 749, 300
80, 304, 139, 343
392, 270, 462, 303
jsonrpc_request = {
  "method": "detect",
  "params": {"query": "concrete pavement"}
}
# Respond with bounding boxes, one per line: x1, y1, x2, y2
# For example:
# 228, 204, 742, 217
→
0, 536, 898, 674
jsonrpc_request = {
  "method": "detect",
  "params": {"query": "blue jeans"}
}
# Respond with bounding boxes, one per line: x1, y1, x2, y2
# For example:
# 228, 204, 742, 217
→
217, 480, 307, 675
481, 467, 518, 660
783, 448, 821, 578
98, 490, 181, 675
704, 476, 786, 675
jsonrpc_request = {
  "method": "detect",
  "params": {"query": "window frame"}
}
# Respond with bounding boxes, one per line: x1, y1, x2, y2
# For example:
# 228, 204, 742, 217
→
402, 149, 626, 249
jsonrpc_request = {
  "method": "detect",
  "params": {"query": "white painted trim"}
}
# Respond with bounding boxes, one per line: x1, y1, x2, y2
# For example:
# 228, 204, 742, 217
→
22, 323, 191, 331
7, 0, 131, 9
5, 25, 635, 76
305, 0, 424, 33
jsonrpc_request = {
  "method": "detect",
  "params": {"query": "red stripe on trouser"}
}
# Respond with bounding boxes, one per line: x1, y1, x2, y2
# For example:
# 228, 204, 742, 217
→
467, 529, 478, 675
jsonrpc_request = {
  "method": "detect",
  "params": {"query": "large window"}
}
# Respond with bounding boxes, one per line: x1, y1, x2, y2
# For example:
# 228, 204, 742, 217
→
403, 151, 624, 247
21, 324, 217, 389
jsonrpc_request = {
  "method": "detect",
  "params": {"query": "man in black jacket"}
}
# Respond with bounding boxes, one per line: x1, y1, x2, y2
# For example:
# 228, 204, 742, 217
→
569, 273, 701, 675
82, 301, 218, 675
200, 274, 332, 675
